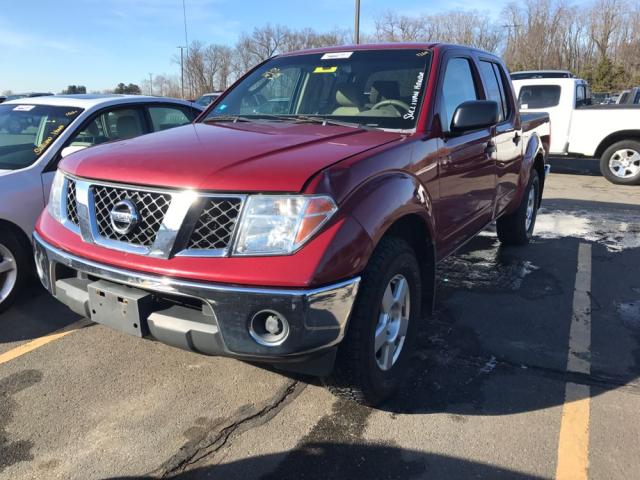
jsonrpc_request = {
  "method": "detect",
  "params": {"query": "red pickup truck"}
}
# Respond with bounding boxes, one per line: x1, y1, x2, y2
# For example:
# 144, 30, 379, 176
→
34, 44, 549, 405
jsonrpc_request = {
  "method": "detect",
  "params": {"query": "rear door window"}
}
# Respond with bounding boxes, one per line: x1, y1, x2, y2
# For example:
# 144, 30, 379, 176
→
479, 61, 505, 122
148, 106, 193, 131
492, 64, 513, 120
518, 85, 561, 109
441, 58, 479, 130
105, 108, 146, 139
68, 107, 146, 149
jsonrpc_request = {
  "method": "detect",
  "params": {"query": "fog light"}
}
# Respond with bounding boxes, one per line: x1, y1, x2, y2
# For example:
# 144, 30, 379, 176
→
249, 310, 289, 346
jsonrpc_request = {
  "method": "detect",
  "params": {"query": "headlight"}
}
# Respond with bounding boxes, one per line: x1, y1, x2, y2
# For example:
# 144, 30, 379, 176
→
47, 170, 65, 222
233, 195, 337, 255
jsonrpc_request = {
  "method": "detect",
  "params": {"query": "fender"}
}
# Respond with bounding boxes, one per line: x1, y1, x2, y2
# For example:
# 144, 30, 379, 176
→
508, 132, 546, 214
345, 171, 436, 246
341, 170, 437, 312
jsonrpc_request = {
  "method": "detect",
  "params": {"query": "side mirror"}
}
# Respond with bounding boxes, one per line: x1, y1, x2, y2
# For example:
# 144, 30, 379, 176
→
60, 145, 87, 158
450, 100, 499, 133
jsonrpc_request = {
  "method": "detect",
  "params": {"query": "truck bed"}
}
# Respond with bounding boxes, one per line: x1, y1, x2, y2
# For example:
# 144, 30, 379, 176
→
521, 112, 550, 146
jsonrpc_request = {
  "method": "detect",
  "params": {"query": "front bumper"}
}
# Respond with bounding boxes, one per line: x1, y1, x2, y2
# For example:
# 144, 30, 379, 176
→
33, 232, 360, 372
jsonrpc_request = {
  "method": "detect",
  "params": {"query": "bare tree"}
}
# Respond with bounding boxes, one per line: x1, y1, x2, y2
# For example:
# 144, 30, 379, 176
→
589, 0, 624, 59
372, 10, 500, 51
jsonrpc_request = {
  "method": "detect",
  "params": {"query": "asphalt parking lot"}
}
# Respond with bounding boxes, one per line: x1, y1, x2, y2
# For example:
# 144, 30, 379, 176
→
1, 158, 639, 480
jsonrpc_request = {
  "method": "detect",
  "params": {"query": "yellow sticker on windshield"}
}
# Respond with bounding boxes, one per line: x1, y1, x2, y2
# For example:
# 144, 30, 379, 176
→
313, 66, 337, 74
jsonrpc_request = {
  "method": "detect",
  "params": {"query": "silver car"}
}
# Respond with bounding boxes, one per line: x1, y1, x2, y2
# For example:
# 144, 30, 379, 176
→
0, 94, 202, 312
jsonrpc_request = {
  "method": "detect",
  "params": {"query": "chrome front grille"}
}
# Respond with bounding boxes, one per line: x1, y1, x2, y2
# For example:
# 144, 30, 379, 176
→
66, 179, 80, 226
60, 176, 245, 258
92, 185, 171, 247
187, 198, 242, 250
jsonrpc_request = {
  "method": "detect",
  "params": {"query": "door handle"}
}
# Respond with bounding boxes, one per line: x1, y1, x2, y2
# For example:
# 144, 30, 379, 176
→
513, 132, 521, 145
484, 142, 497, 157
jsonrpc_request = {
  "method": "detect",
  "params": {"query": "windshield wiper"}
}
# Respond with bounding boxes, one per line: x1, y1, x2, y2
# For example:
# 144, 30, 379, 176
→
203, 115, 252, 124
285, 115, 369, 130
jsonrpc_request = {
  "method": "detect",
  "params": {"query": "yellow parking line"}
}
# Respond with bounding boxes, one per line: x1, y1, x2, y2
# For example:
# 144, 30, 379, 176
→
555, 243, 592, 480
0, 318, 91, 366
556, 383, 590, 480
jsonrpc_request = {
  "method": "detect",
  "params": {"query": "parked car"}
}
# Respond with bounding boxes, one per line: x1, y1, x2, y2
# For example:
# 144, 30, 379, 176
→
592, 92, 618, 105
512, 73, 640, 185
34, 44, 549, 405
511, 70, 575, 80
0, 94, 203, 312
195, 92, 223, 107
5, 92, 54, 101
616, 87, 640, 105
0, 96, 6, 104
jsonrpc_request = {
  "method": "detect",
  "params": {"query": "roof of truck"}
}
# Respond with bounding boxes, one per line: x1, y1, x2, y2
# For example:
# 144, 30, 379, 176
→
280, 42, 498, 58
511, 70, 575, 79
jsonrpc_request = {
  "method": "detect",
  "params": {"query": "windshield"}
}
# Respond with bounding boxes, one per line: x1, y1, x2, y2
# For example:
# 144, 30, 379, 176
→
204, 49, 431, 130
0, 104, 82, 170
196, 94, 219, 106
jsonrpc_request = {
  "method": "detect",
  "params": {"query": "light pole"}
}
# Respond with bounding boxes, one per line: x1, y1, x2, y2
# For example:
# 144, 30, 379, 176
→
177, 46, 186, 99
354, 0, 361, 44
148, 73, 153, 95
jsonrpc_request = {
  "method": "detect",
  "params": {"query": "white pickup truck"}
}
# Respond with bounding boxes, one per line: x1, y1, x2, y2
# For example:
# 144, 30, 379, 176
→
512, 75, 640, 185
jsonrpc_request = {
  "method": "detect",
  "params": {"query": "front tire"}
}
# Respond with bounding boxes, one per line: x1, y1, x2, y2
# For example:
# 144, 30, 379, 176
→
600, 140, 640, 185
497, 169, 540, 246
0, 230, 27, 314
326, 237, 422, 406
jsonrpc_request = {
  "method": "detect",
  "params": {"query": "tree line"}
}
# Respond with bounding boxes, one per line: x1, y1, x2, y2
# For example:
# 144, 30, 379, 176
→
4, 1, 637, 98
154, 0, 639, 97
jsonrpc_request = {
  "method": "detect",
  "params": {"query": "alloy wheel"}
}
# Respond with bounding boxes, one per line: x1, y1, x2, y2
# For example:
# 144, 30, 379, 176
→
374, 274, 411, 371
609, 149, 640, 178
525, 185, 537, 232
0, 243, 18, 304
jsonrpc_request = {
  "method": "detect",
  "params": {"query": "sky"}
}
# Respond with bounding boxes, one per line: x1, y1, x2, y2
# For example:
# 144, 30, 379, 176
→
0, 0, 545, 93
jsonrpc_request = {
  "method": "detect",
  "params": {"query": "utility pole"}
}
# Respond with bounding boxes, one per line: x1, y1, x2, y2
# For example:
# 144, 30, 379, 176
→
354, 0, 361, 44
183, 0, 190, 98
148, 73, 153, 95
178, 46, 186, 99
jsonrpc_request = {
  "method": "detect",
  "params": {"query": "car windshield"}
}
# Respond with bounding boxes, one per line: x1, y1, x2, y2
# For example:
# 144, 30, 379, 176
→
196, 94, 219, 106
204, 49, 432, 131
0, 104, 82, 170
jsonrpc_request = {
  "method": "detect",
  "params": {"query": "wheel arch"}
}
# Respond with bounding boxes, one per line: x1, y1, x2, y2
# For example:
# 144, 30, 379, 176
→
594, 131, 640, 159
533, 152, 546, 205
345, 171, 437, 314
510, 132, 546, 212
0, 219, 32, 253
380, 214, 436, 314
0, 218, 34, 273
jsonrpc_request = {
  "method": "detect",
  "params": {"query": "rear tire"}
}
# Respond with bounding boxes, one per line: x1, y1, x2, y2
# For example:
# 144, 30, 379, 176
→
326, 237, 422, 406
0, 230, 28, 314
599, 140, 640, 185
497, 169, 540, 246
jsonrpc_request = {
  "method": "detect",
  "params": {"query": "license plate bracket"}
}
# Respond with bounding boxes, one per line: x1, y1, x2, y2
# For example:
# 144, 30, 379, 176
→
88, 280, 153, 337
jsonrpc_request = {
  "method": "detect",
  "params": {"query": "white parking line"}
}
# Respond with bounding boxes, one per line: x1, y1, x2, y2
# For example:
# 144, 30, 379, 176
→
556, 242, 592, 480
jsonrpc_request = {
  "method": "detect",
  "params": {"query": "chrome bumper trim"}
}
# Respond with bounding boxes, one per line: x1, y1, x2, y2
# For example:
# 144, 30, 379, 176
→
34, 231, 360, 298
33, 232, 361, 358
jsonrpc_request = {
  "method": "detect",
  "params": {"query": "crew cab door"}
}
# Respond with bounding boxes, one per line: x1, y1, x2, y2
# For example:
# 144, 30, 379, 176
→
436, 55, 496, 255
477, 59, 521, 216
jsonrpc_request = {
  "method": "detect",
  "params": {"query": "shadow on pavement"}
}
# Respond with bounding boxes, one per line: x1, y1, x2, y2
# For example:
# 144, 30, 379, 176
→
106, 443, 545, 480
0, 281, 80, 346
549, 156, 600, 176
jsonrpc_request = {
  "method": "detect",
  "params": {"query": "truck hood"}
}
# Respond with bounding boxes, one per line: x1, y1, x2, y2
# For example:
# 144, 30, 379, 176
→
61, 122, 403, 192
